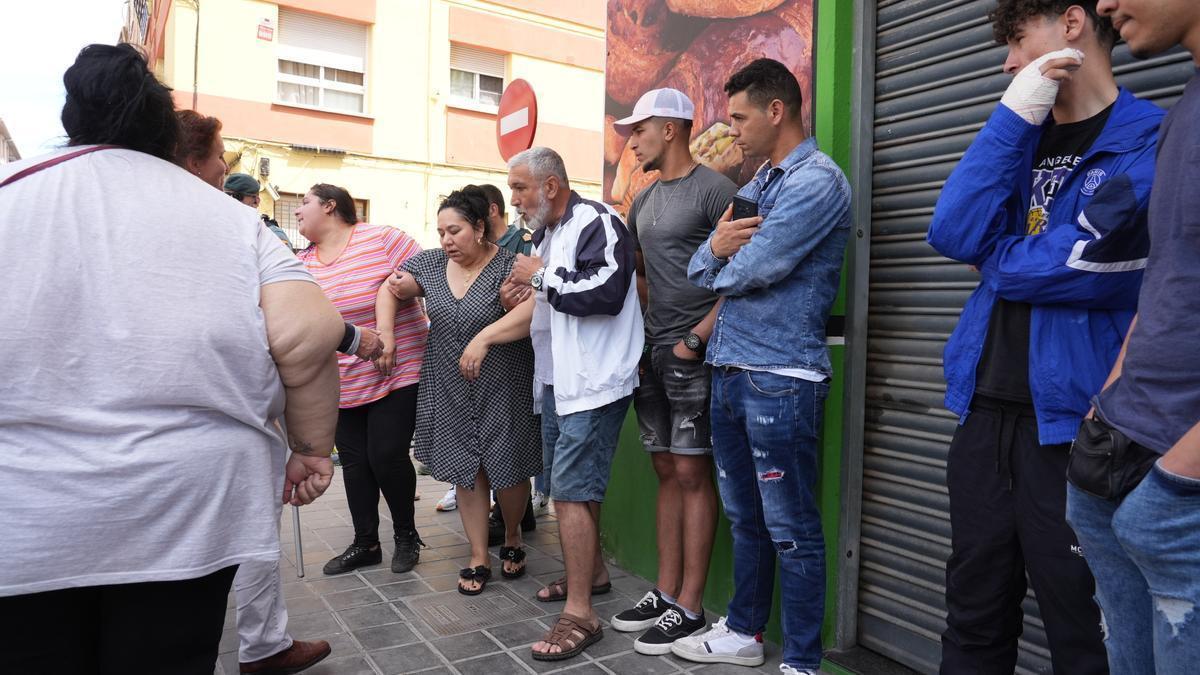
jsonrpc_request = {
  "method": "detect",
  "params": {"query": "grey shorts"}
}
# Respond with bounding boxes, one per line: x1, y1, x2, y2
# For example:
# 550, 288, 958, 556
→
634, 344, 713, 455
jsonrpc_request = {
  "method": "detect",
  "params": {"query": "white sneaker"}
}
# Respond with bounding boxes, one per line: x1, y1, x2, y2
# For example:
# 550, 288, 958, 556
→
669, 616, 765, 666
780, 665, 817, 675
531, 490, 550, 516
435, 487, 457, 512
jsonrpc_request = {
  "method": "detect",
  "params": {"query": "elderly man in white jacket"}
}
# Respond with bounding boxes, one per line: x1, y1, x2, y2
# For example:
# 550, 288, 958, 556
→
459, 146, 643, 663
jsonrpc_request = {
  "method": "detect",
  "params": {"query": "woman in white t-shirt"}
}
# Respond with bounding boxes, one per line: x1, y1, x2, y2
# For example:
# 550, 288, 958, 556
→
0, 44, 344, 674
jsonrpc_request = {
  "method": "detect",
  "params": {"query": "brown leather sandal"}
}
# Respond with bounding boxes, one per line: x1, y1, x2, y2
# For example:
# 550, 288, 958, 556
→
535, 576, 612, 602
531, 613, 603, 661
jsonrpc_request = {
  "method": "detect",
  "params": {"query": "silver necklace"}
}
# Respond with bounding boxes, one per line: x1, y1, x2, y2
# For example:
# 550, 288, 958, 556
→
650, 162, 697, 228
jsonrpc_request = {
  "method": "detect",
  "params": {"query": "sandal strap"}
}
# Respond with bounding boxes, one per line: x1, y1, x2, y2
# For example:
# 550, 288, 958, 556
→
459, 565, 491, 580
498, 546, 526, 563
544, 613, 598, 649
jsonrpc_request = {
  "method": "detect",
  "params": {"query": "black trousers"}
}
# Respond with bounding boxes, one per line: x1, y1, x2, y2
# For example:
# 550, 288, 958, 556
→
940, 396, 1107, 675
336, 383, 419, 546
0, 566, 236, 675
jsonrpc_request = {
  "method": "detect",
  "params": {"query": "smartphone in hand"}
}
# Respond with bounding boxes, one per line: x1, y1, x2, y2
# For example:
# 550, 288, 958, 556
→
731, 195, 758, 221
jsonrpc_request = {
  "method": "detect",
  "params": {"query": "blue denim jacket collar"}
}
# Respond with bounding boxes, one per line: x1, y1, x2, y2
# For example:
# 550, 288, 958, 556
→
748, 137, 819, 192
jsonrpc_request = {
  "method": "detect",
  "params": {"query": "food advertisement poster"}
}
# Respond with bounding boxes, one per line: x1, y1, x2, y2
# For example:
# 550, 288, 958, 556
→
604, 0, 815, 217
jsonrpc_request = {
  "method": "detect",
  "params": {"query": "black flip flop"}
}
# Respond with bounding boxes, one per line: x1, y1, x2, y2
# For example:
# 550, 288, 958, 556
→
457, 565, 491, 596
499, 546, 527, 579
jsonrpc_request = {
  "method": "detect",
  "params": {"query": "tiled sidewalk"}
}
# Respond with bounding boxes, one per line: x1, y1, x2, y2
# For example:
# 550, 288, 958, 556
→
214, 473, 793, 675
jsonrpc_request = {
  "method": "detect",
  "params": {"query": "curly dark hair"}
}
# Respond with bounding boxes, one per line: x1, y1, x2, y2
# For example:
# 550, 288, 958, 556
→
439, 187, 493, 241
991, 1, 1117, 49
175, 110, 222, 167
61, 43, 179, 161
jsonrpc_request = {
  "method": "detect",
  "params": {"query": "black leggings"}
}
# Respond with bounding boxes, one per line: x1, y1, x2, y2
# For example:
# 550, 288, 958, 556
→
0, 565, 237, 674
336, 384, 419, 546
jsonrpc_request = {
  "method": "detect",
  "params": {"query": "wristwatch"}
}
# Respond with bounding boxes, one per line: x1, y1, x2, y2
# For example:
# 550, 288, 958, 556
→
684, 332, 705, 353
530, 266, 546, 291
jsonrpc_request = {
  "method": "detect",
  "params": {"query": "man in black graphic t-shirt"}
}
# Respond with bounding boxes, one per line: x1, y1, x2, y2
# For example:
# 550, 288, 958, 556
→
975, 105, 1113, 405
926, 2, 1164, 673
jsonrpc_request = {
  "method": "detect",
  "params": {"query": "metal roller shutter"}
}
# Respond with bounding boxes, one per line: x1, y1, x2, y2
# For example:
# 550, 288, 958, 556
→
856, 1, 1194, 672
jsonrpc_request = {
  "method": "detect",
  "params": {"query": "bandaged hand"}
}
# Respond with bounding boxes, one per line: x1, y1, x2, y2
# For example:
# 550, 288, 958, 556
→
1000, 48, 1084, 125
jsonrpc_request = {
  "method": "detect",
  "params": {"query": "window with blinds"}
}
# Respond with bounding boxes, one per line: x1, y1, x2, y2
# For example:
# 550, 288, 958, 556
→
277, 10, 369, 115
449, 43, 505, 109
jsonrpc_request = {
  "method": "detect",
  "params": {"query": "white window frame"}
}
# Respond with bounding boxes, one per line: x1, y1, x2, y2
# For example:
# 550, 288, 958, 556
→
448, 44, 505, 114
276, 59, 367, 115
276, 10, 369, 116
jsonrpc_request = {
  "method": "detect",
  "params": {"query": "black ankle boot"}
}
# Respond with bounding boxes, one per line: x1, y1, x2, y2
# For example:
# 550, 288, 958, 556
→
488, 496, 537, 547
392, 530, 423, 573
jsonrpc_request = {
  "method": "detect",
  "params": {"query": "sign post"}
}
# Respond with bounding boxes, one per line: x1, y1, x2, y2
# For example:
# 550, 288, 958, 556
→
496, 79, 538, 161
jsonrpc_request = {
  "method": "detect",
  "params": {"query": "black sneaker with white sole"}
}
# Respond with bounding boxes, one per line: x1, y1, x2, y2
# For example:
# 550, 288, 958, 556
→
634, 607, 707, 655
610, 589, 669, 632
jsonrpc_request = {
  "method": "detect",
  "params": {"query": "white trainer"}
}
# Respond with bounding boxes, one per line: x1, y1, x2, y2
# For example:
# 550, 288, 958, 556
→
435, 487, 457, 512
780, 665, 818, 675
531, 490, 550, 516
669, 616, 765, 666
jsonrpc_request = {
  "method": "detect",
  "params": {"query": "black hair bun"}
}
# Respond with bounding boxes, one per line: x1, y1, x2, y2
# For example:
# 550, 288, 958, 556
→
61, 43, 179, 162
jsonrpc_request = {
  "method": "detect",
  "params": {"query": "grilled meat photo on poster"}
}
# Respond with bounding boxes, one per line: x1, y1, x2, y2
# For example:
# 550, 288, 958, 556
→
604, 0, 814, 216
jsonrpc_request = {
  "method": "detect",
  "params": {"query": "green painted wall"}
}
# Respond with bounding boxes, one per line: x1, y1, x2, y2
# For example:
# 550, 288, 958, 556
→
599, 0, 858, 661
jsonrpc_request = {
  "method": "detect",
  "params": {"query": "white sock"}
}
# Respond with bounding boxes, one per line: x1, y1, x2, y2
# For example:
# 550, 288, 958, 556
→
657, 589, 677, 606
679, 604, 701, 621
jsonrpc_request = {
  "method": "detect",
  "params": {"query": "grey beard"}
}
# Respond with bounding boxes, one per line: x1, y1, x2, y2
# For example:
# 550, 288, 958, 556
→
524, 193, 553, 230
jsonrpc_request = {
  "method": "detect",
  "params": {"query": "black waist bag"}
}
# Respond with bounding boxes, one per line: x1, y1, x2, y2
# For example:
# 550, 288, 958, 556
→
1067, 417, 1159, 501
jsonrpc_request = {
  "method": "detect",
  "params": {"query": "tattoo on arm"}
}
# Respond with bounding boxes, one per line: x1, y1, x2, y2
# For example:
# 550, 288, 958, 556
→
289, 438, 320, 456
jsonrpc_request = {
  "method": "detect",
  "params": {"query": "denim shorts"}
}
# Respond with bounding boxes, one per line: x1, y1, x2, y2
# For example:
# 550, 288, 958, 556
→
634, 344, 712, 455
541, 386, 632, 503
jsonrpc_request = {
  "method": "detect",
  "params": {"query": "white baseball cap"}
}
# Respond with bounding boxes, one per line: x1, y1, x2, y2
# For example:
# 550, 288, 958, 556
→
613, 88, 695, 136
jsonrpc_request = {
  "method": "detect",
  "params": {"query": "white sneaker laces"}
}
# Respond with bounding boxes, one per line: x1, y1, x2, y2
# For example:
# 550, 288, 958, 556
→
655, 608, 683, 631
634, 591, 659, 611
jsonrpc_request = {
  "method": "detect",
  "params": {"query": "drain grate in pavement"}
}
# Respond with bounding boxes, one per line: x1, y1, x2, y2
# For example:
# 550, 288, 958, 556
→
407, 587, 543, 637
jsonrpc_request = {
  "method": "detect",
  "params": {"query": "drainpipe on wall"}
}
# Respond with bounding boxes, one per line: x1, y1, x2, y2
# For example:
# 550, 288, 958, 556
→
181, 0, 200, 109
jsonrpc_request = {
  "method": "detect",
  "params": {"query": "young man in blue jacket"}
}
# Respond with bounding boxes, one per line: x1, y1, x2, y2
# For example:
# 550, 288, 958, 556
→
926, 2, 1163, 672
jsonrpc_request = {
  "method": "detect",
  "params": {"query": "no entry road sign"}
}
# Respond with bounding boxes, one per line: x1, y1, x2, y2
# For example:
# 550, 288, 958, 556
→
497, 79, 538, 161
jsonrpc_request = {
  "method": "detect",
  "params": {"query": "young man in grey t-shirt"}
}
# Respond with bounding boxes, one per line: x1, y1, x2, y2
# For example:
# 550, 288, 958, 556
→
609, 88, 738, 655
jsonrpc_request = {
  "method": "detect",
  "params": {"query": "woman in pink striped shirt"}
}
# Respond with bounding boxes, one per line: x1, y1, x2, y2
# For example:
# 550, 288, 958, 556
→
296, 184, 429, 577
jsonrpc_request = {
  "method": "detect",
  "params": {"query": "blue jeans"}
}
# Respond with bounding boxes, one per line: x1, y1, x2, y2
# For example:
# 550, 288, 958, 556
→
710, 367, 828, 669
541, 386, 632, 503
1067, 461, 1200, 674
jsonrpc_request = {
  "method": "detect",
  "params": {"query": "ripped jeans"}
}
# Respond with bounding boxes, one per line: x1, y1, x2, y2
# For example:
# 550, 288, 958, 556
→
1067, 461, 1200, 674
710, 366, 829, 669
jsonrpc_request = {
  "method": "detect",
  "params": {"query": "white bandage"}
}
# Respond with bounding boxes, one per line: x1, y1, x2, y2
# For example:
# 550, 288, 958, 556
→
999, 48, 1085, 125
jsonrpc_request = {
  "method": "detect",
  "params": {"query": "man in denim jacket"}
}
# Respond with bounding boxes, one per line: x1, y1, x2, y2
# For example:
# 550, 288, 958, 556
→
671, 58, 850, 675
926, 2, 1162, 672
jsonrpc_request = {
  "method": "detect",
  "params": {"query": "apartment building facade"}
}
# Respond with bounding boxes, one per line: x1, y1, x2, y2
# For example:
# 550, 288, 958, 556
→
130, 0, 604, 246
0, 118, 19, 165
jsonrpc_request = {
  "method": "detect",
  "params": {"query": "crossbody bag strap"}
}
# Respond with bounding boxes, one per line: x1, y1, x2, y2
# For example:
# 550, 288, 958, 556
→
0, 145, 119, 188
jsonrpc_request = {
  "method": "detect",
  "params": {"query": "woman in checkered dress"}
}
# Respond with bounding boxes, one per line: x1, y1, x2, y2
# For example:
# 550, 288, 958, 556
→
380, 186, 541, 595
